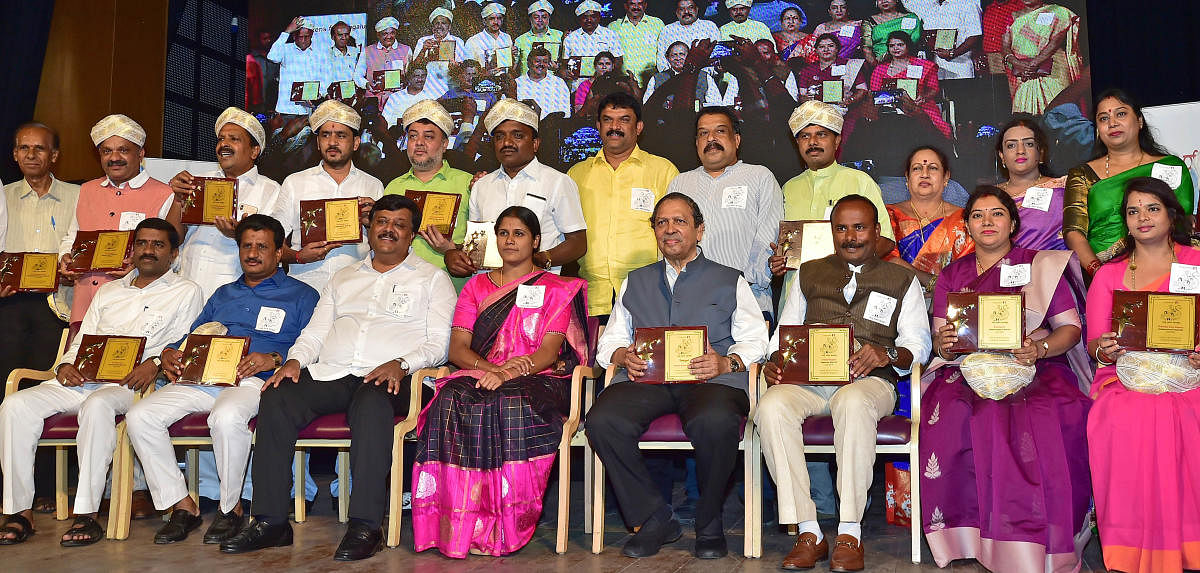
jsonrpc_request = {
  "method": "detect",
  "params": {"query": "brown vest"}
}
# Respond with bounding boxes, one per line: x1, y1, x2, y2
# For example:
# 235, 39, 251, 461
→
796, 255, 916, 382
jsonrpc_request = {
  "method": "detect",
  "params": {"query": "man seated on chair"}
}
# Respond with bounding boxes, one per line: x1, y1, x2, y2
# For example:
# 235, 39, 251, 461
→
0, 218, 204, 547
220, 194, 455, 561
125, 214, 319, 545
585, 192, 768, 559
756, 194, 929, 572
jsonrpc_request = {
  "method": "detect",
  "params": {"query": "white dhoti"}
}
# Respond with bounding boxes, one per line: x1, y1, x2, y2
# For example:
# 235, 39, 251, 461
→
125, 378, 262, 513
754, 376, 895, 524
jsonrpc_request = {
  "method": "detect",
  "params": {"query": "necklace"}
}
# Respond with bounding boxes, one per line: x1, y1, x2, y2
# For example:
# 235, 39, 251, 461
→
908, 199, 945, 244
1105, 149, 1145, 178
999, 176, 1047, 197
1129, 241, 1177, 289
975, 250, 1007, 275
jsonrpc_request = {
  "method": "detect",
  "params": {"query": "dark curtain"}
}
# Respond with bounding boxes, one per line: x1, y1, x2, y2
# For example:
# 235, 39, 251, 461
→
0, 2, 55, 184
1086, 0, 1200, 108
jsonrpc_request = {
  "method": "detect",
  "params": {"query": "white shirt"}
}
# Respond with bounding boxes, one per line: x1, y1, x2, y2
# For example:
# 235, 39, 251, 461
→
656, 20, 720, 72
266, 33, 326, 115
906, 0, 982, 80
770, 264, 931, 375
381, 86, 438, 129
326, 44, 362, 84
464, 30, 514, 67
176, 167, 283, 300
286, 253, 456, 382
61, 270, 204, 387
469, 157, 587, 273
413, 34, 467, 98
596, 259, 769, 368
703, 69, 739, 107
57, 171, 173, 256
275, 162, 384, 292
515, 74, 572, 118
563, 26, 625, 59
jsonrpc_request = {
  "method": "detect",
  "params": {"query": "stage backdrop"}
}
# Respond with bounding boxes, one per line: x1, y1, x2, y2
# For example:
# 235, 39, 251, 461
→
246, 0, 1092, 199
1143, 101, 1200, 204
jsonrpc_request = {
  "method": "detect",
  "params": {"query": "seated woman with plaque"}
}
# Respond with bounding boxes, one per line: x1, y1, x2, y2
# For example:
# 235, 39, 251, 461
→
1064, 88, 1194, 277
884, 146, 973, 291
808, 0, 865, 62
411, 206, 590, 558
921, 186, 1091, 572
1085, 176, 1200, 573
867, 31, 952, 140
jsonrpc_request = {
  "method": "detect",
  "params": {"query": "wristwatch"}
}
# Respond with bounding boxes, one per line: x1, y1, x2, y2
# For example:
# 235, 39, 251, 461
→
885, 346, 899, 364
539, 252, 553, 270
727, 355, 744, 373
396, 357, 410, 372
150, 356, 163, 373
269, 352, 283, 368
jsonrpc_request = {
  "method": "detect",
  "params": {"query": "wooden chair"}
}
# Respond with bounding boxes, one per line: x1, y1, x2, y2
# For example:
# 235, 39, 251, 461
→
565, 322, 605, 548
2, 328, 138, 540
286, 366, 444, 549
590, 362, 764, 558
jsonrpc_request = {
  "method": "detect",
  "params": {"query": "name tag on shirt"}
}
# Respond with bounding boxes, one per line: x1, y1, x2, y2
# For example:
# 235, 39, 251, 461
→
516, 284, 546, 308
901, 17, 917, 30
630, 187, 654, 213
139, 310, 166, 336
1022, 187, 1053, 212
1000, 263, 1032, 287
240, 204, 260, 217
255, 306, 286, 334
1151, 163, 1183, 188
721, 185, 748, 209
863, 291, 898, 326
1169, 263, 1200, 294
906, 64, 923, 79
823, 205, 834, 219
119, 212, 146, 231
1036, 11, 1056, 26
839, 24, 856, 37
387, 286, 414, 319
831, 64, 847, 77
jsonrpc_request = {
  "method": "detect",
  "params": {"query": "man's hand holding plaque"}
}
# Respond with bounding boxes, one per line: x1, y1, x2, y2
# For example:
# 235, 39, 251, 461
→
299, 198, 363, 246
63, 230, 135, 273
462, 221, 502, 270
179, 177, 238, 226
630, 326, 709, 383
771, 220, 835, 276
174, 334, 251, 386
407, 190, 461, 235
70, 334, 148, 383
0, 252, 60, 293
946, 292, 1025, 354
771, 325, 853, 384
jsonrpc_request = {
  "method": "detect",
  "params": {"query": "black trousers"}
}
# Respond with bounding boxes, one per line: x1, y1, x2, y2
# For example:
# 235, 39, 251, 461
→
0, 293, 66, 389
585, 382, 749, 532
251, 370, 412, 526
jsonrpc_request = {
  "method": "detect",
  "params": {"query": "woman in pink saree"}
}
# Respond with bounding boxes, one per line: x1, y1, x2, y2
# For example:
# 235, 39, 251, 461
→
412, 206, 590, 558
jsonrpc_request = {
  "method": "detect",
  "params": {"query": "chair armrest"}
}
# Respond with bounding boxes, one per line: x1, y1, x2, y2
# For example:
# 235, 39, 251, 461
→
567, 365, 604, 428
602, 364, 617, 388
908, 362, 922, 421
402, 367, 446, 425
5, 368, 55, 398
746, 362, 760, 416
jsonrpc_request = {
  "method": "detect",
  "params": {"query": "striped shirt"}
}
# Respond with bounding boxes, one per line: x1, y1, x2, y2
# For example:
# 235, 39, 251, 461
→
656, 20, 720, 72
514, 29, 564, 76
515, 74, 572, 118
464, 30, 514, 68
3, 176, 80, 253
608, 15, 665, 86
719, 19, 774, 43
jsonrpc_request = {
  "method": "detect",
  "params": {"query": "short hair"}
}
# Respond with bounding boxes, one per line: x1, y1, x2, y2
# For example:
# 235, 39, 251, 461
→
495, 205, 542, 242
135, 217, 180, 250
994, 116, 1049, 177
667, 40, 688, 54
650, 192, 705, 228
904, 145, 951, 177
815, 32, 842, 52
13, 122, 60, 150
406, 61, 428, 78
695, 106, 742, 135
831, 194, 878, 223
527, 46, 552, 65
370, 194, 422, 231
883, 30, 916, 60
235, 214, 285, 249
330, 20, 350, 39
598, 91, 642, 122
965, 185, 1022, 238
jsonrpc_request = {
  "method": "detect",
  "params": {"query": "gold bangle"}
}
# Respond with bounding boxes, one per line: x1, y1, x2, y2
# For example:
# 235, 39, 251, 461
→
473, 357, 480, 369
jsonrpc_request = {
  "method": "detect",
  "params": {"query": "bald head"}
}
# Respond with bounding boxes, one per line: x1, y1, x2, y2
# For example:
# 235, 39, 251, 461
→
13, 123, 60, 180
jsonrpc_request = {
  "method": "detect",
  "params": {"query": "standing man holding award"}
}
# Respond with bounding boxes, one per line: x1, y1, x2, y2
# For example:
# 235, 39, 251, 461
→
756, 195, 929, 572
57, 114, 180, 326
274, 100, 384, 292
383, 100, 473, 291
586, 193, 768, 559
221, 195, 454, 561
125, 214, 318, 545
0, 218, 203, 547
444, 99, 587, 277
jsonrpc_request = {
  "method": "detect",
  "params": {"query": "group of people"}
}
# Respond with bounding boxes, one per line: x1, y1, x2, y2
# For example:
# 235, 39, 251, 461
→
0, 24, 1193, 571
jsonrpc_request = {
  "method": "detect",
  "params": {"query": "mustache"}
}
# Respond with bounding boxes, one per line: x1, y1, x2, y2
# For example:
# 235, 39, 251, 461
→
106, 160, 128, 168
217, 146, 235, 156
139, 254, 158, 262
376, 231, 398, 241
703, 141, 724, 153
606, 129, 625, 138
806, 146, 824, 153
325, 146, 342, 154
243, 257, 261, 265
499, 145, 517, 153
840, 241, 865, 249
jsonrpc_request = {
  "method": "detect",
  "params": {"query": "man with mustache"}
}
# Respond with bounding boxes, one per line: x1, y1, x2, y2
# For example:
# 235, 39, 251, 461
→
0, 218, 203, 547
756, 195, 929, 571
587, 192, 768, 559
563, 1, 625, 89
274, 100, 384, 292
515, 46, 572, 119
325, 21, 361, 87
444, 99, 586, 277
656, 0, 720, 73
609, 0, 666, 88
383, 100, 473, 291
356, 17, 412, 111
514, 1, 564, 78
568, 92, 678, 319
667, 106, 783, 316
412, 8, 467, 103
464, 3, 515, 75
126, 214, 318, 545
267, 16, 322, 117
57, 114, 180, 326
221, 194, 454, 561
719, 0, 773, 44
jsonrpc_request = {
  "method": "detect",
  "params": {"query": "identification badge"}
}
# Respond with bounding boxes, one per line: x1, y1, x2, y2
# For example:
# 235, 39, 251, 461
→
1022, 187, 1053, 212
240, 204, 259, 217
139, 311, 166, 336
387, 286, 414, 319
255, 306, 286, 334
1151, 163, 1183, 188
119, 212, 146, 231
831, 64, 847, 77
839, 24, 855, 37
906, 64, 923, 79
901, 17, 917, 30
516, 284, 545, 308
1000, 263, 1032, 287
863, 291, 898, 326
721, 185, 748, 209
630, 187, 654, 213
823, 205, 834, 219
1169, 263, 1200, 294
1036, 11, 1056, 26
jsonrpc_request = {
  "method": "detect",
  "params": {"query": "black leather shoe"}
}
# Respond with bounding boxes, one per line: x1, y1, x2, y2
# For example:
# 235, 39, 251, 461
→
694, 535, 728, 559
334, 521, 383, 561
622, 514, 683, 558
153, 509, 203, 544
203, 511, 245, 544
219, 518, 293, 554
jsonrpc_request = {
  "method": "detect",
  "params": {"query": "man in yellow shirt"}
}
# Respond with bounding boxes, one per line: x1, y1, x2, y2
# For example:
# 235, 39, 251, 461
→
608, 0, 665, 87
569, 92, 679, 318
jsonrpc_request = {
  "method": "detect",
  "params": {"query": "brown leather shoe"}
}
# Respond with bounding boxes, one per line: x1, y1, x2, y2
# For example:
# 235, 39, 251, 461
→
829, 534, 865, 572
781, 532, 829, 570
130, 490, 156, 520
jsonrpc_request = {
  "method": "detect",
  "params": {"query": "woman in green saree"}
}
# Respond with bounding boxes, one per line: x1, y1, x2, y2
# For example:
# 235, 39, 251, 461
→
1063, 88, 1194, 277
862, 0, 922, 66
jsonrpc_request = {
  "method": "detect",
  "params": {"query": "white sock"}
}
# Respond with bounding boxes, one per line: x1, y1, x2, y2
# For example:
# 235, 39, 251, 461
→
797, 520, 823, 543
837, 522, 861, 540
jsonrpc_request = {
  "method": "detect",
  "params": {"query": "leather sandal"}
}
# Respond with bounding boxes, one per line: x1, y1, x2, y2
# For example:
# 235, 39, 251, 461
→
0, 514, 35, 545
60, 515, 104, 547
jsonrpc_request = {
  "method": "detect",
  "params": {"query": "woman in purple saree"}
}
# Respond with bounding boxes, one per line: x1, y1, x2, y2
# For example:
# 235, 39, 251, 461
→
412, 207, 590, 558
920, 187, 1092, 572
